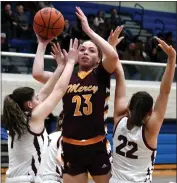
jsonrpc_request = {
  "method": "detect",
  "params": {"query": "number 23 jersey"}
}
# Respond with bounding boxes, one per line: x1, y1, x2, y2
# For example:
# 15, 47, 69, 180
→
62, 63, 110, 140
112, 117, 157, 182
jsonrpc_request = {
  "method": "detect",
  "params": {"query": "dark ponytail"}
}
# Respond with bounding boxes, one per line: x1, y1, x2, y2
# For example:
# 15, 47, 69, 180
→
3, 95, 29, 139
3, 87, 34, 139
128, 91, 153, 129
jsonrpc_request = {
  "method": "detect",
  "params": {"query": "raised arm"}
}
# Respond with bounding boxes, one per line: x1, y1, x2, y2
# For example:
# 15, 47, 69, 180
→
114, 61, 128, 126
76, 6, 118, 73
31, 39, 78, 122
146, 38, 176, 136
107, 28, 128, 126
32, 36, 54, 83
37, 43, 67, 102
32, 36, 65, 84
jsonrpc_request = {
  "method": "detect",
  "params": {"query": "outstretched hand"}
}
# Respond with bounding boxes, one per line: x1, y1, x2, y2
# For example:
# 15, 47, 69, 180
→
75, 6, 90, 34
156, 38, 176, 60
64, 38, 79, 65
108, 26, 124, 48
50, 42, 66, 66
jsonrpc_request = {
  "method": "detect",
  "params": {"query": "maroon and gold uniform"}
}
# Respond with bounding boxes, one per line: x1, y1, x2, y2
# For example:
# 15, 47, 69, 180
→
62, 63, 112, 176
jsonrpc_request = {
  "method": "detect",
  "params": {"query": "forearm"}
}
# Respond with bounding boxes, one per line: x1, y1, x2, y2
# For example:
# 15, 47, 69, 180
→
32, 43, 52, 83
114, 64, 127, 123
160, 57, 176, 94
86, 28, 118, 59
38, 64, 65, 101
54, 62, 74, 93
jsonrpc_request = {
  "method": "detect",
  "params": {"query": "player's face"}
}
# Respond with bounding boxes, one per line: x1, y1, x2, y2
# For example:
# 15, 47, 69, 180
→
78, 41, 100, 70
25, 93, 41, 111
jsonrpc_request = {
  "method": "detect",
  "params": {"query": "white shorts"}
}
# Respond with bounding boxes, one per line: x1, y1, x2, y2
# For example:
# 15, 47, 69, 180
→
42, 175, 62, 183
109, 177, 148, 183
5, 175, 35, 183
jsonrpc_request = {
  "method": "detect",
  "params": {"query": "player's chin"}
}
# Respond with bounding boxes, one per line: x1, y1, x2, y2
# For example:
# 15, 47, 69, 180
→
79, 62, 93, 69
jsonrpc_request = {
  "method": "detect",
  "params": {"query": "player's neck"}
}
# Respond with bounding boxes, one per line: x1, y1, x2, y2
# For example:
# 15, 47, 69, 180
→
79, 66, 93, 72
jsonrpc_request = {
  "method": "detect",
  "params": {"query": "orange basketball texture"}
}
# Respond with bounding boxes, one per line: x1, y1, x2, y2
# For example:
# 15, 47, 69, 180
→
33, 7, 64, 39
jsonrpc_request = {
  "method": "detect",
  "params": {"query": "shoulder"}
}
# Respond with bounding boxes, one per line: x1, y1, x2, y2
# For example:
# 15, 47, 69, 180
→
113, 116, 128, 137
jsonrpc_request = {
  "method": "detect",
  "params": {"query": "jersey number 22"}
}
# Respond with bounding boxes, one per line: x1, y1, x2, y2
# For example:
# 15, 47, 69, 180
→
116, 135, 138, 159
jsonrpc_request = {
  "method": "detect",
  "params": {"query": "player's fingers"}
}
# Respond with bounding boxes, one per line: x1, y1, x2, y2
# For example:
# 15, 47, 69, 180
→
115, 25, 123, 37
62, 49, 68, 58
77, 6, 85, 17
50, 52, 55, 58
75, 12, 82, 20
69, 39, 73, 50
56, 43, 62, 53
156, 37, 169, 49
73, 38, 79, 50
118, 36, 124, 43
52, 43, 59, 53
110, 29, 113, 37
51, 45, 56, 54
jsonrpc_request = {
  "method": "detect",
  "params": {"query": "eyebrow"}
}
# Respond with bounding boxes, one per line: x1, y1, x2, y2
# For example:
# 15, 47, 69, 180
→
80, 46, 96, 49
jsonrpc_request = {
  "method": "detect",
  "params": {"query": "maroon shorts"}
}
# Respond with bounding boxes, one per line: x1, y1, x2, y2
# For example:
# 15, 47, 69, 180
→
61, 138, 112, 176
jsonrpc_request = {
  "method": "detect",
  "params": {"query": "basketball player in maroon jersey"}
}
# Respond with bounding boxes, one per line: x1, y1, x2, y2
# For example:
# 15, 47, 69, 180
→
33, 7, 122, 183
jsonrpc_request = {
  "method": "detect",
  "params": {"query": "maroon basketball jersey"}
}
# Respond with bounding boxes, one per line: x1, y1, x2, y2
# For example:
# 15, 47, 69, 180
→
62, 63, 111, 140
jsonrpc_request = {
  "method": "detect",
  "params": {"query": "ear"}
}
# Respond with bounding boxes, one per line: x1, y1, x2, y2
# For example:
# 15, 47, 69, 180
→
147, 109, 152, 116
24, 101, 33, 110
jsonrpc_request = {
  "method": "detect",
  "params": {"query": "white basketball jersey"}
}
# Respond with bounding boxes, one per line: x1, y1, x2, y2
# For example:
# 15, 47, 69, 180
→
6, 128, 48, 181
41, 131, 63, 181
112, 117, 156, 183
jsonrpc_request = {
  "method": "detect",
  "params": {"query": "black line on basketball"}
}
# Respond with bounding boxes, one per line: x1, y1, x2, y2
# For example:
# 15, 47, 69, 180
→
40, 10, 46, 27
46, 8, 52, 40
34, 21, 63, 29
36, 27, 45, 34
52, 14, 62, 28
51, 28, 63, 37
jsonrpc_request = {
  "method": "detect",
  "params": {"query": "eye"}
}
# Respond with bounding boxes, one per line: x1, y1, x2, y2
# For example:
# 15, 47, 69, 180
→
80, 48, 85, 52
90, 50, 95, 53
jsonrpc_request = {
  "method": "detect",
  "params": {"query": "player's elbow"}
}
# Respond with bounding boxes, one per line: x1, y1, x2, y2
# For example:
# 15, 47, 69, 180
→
109, 51, 119, 61
32, 72, 45, 83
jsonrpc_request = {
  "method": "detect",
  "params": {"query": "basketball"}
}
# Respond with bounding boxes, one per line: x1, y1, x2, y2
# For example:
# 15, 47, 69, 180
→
33, 7, 65, 40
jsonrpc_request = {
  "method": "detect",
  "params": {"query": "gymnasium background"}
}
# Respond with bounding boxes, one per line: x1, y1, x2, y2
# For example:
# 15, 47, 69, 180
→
1, 1, 176, 182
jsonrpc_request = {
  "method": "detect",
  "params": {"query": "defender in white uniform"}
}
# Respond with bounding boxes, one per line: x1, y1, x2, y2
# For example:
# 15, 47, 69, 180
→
3, 37, 78, 183
110, 37, 176, 183
41, 131, 63, 183
112, 117, 156, 182
6, 128, 48, 183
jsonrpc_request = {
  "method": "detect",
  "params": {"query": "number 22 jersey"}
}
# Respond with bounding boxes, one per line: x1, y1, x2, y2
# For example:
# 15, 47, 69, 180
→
62, 63, 110, 140
112, 117, 157, 183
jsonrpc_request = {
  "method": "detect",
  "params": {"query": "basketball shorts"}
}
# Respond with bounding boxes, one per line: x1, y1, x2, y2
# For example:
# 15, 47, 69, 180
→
62, 137, 112, 176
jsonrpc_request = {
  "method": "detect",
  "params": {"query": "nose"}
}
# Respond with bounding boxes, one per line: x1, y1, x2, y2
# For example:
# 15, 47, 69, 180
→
83, 49, 89, 55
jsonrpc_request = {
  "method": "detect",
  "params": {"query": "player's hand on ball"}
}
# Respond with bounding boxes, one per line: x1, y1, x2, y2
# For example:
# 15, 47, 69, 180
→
36, 33, 54, 45
108, 25, 124, 48
65, 38, 79, 65
51, 42, 66, 66
156, 37, 176, 60
75, 6, 90, 34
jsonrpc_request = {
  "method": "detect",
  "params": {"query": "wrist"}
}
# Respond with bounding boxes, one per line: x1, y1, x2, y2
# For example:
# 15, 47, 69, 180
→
85, 27, 93, 35
57, 63, 65, 68
38, 42, 47, 48
67, 60, 75, 65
